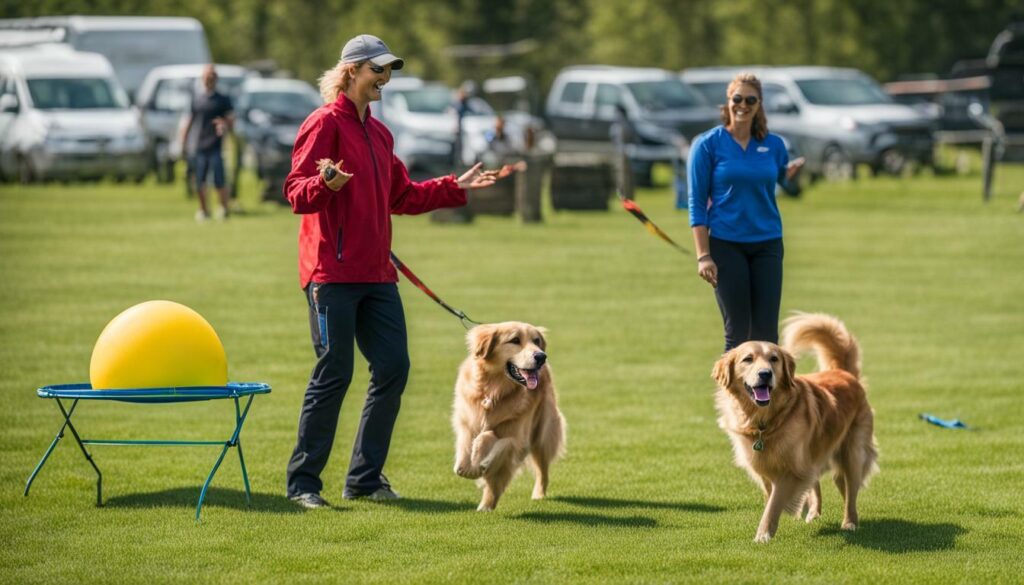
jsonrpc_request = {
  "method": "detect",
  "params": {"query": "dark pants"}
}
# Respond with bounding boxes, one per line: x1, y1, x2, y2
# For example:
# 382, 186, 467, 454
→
286, 282, 410, 498
710, 236, 784, 352
193, 148, 225, 188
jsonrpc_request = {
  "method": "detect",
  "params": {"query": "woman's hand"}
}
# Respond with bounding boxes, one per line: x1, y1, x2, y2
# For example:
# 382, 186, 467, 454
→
697, 255, 718, 288
456, 162, 498, 190
318, 158, 353, 191
785, 157, 806, 181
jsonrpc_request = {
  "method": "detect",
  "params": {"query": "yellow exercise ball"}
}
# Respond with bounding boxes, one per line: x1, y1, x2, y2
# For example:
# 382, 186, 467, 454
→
89, 300, 228, 390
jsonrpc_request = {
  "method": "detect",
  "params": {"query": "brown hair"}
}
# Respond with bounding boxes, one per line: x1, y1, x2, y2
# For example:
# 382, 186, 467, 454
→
719, 72, 768, 141
318, 61, 361, 103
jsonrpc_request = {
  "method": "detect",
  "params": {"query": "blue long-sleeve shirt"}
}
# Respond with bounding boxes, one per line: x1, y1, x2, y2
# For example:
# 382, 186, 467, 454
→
687, 125, 788, 243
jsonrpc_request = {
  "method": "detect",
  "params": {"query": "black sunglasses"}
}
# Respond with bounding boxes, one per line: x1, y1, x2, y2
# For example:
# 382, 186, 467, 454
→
731, 94, 759, 106
367, 63, 386, 74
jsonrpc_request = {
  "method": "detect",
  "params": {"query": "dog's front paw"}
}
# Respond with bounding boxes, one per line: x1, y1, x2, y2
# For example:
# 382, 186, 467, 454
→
804, 510, 820, 524
841, 521, 857, 531
477, 502, 494, 512
753, 531, 772, 543
454, 464, 482, 479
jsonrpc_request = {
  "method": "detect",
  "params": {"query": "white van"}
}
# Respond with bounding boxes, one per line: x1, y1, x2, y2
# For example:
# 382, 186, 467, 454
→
0, 16, 211, 99
0, 44, 148, 182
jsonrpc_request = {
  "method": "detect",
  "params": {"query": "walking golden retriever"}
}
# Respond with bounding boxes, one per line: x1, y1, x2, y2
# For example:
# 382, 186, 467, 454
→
713, 313, 878, 542
452, 322, 566, 511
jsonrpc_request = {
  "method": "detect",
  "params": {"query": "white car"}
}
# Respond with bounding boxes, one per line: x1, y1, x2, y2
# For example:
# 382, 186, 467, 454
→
0, 44, 148, 183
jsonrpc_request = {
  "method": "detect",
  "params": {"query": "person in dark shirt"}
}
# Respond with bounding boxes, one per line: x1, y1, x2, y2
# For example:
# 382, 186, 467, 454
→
180, 65, 234, 221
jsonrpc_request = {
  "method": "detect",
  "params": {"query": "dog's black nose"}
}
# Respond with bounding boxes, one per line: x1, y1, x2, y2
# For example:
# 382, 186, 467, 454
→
757, 369, 772, 381
533, 351, 547, 366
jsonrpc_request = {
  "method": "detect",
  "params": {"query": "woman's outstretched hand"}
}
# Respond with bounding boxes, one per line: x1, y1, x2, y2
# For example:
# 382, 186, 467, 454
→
456, 162, 500, 190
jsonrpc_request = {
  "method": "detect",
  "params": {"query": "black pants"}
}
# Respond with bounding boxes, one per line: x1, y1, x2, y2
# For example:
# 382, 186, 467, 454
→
286, 282, 410, 498
710, 236, 784, 352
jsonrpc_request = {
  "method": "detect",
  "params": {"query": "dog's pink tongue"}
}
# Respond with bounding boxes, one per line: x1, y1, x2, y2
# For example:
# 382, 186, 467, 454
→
526, 371, 539, 390
753, 386, 771, 402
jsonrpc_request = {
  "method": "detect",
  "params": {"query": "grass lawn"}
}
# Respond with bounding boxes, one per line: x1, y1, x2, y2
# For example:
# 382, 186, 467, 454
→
1, 163, 1022, 584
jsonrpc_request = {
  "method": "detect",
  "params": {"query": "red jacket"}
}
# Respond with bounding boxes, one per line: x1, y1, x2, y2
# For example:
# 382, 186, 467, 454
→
284, 94, 466, 287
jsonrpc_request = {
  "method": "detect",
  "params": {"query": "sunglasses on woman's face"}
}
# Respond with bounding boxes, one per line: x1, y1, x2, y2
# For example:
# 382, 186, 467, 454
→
367, 64, 386, 74
731, 94, 759, 106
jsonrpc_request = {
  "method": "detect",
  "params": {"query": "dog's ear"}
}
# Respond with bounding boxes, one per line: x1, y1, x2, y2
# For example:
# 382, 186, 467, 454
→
468, 324, 498, 359
535, 326, 548, 350
780, 348, 797, 387
712, 351, 733, 388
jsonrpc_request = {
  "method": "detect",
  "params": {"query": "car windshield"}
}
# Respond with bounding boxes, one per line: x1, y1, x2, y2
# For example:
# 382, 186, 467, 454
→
398, 87, 454, 114
626, 80, 703, 110
248, 90, 320, 120
795, 78, 893, 106
27, 78, 128, 110
689, 81, 730, 106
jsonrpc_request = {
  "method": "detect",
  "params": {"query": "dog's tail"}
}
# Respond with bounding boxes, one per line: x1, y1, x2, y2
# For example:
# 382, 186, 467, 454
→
781, 312, 861, 378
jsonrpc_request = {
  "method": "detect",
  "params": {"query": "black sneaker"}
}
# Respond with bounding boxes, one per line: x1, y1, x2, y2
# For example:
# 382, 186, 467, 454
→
289, 492, 330, 509
343, 486, 401, 501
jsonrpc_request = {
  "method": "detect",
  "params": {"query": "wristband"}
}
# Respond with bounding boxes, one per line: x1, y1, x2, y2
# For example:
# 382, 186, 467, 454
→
697, 254, 712, 263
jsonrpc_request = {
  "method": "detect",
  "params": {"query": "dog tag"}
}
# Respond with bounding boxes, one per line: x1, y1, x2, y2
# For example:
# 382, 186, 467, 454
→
753, 439, 764, 452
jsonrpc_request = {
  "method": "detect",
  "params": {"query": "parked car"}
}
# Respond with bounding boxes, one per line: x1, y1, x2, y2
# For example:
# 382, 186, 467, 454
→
135, 63, 251, 183
0, 44, 148, 183
0, 16, 211, 99
545, 66, 718, 185
234, 77, 321, 201
377, 76, 460, 179
684, 66, 936, 179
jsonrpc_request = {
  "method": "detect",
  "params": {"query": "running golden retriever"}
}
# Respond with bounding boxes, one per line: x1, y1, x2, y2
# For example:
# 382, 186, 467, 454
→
452, 322, 566, 511
713, 313, 878, 542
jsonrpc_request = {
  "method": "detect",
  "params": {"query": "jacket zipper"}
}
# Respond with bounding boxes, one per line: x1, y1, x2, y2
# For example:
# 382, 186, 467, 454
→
335, 225, 344, 261
361, 120, 381, 197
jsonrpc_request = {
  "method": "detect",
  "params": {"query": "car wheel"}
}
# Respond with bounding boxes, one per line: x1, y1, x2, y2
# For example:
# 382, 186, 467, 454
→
822, 145, 853, 182
17, 155, 34, 184
877, 148, 906, 176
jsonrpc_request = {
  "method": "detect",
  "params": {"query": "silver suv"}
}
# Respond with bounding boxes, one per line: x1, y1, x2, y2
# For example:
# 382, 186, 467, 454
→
546, 66, 718, 185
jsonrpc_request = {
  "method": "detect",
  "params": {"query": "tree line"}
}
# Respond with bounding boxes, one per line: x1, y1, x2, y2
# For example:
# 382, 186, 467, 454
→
6, 0, 1020, 99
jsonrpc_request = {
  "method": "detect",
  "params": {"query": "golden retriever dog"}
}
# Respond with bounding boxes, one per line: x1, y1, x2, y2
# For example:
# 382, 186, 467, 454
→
452, 322, 566, 511
713, 313, 878, 542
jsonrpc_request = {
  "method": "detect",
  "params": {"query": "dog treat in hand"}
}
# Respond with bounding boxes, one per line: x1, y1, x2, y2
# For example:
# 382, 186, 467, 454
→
317, 158, 348, 190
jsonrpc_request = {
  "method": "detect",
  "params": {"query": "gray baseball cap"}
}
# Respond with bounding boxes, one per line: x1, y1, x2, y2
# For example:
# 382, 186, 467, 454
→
340, 34, 404, 70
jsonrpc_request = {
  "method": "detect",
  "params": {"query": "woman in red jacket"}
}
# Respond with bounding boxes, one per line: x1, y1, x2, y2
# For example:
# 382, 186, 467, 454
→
284, 34, 498, 509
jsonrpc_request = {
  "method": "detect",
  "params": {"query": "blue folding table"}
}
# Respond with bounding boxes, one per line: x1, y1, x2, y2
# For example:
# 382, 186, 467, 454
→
24, 382, 271, 520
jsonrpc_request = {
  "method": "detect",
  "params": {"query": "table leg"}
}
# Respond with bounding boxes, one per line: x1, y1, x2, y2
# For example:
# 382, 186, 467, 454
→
25, 399, 103, 506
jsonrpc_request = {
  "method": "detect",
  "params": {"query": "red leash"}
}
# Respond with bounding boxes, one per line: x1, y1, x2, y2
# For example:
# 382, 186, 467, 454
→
617, 191, 690, 255
390, 252, 481, 329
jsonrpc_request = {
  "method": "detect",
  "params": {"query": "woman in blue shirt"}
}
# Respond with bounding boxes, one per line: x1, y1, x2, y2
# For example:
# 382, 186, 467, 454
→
688, 73, 804, 351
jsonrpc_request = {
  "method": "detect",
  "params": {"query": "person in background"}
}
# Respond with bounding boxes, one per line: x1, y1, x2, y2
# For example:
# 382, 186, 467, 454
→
688, 72, 805, 352
283, 34, 504, 509
180, 65, 234, 222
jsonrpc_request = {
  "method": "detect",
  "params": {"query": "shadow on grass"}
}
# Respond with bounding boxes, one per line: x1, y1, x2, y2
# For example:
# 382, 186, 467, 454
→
375, 497, 476, 513
551, 495, 726, 513
817, 518, 966, 552
513, 510, 658, 528
104, 487, 305, 514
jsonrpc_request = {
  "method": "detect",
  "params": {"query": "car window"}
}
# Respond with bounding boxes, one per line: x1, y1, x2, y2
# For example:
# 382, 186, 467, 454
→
559, 81, 586, 104
762, 83, 795, 112
397, 87, 454, 114
795, 77, 892, 106
26, 78, 127, 110
247, 90, 320, 121
153, 77, 194, 111
595, 83, 622, 108
626, 79, 703, 110
690, 81, 729, 106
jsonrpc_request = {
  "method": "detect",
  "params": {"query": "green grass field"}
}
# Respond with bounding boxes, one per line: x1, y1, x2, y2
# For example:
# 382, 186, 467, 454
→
1, 163, 1023, 584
